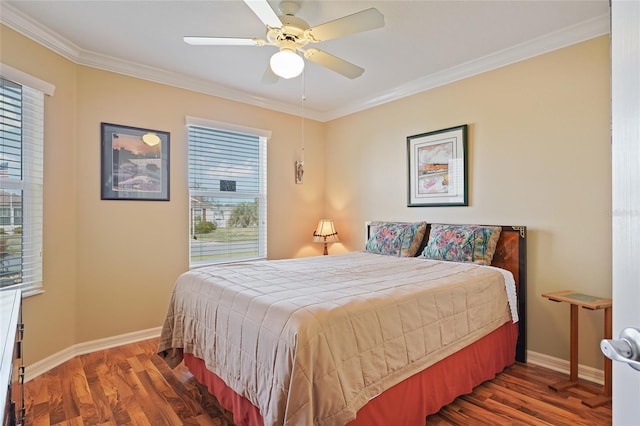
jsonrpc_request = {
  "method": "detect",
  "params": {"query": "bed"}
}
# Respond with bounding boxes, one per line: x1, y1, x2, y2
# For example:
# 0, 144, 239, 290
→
158, 222, 527, 426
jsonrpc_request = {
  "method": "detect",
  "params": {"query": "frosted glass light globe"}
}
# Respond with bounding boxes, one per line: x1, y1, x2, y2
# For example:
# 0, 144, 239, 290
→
270, 49, 304, 79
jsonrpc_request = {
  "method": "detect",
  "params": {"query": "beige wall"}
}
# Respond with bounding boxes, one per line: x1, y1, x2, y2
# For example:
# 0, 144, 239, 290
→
325, 36, 611, 369
1, 25, 79, 363
73, 67, 326, 343
2, 24, 612, 371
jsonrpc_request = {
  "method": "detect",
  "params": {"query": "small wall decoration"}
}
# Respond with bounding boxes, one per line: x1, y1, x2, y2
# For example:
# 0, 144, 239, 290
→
407, 124, 468, 207
295, 160, 304, 184
101, 122, 170, 201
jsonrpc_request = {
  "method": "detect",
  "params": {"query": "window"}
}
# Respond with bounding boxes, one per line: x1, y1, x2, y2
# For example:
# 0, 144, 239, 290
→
0, 67, 52, 294
187, 117, 269, 266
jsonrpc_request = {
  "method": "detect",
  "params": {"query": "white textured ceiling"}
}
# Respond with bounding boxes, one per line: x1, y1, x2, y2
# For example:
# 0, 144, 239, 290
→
1, 1, 609, 121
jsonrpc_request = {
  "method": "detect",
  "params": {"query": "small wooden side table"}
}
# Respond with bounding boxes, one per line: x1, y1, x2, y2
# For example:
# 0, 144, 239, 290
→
542, 290, 612, 408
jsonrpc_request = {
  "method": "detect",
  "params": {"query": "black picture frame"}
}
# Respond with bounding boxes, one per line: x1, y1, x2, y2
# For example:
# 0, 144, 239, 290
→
101, 122, 170, 201
407, 124, 468, 207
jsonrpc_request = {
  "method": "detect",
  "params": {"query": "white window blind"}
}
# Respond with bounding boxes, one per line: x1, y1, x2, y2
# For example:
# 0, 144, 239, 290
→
187, 120, 267, 266
0, 76, 44, 294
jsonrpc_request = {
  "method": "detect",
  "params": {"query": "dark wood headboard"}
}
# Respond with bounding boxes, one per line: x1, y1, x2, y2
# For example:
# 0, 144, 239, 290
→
365, 222, 527, 362
489, 225, 527, 362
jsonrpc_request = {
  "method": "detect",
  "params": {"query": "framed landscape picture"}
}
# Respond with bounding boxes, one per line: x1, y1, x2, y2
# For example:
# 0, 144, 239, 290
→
101, 122, 170, 201
407, 124, 468, 207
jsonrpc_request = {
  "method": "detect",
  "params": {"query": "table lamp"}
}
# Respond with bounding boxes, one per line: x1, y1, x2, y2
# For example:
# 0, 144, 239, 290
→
313, 219, 339, 255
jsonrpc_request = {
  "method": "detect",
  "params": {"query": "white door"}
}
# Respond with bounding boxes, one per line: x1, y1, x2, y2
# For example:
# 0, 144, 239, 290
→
611, 1, 640, 424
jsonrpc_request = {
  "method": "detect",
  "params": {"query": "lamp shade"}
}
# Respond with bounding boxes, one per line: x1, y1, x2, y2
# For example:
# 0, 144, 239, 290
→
270, 49, 304, 79
313, 219, 339, 243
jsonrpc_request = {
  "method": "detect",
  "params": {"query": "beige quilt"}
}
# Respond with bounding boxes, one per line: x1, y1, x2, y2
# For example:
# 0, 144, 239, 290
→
158, 252, 518, 426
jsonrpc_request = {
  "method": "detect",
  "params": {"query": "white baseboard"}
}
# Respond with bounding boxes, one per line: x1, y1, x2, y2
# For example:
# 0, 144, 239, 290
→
25, 332, 605, 386
526, 350, 604, 385
24, 326, 162, 382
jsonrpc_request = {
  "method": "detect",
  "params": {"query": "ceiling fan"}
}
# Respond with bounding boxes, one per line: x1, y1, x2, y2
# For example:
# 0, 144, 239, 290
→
184, 0, 385, 80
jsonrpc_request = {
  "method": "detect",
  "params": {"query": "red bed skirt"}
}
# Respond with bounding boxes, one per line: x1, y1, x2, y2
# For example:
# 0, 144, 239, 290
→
184, 321, 518, 426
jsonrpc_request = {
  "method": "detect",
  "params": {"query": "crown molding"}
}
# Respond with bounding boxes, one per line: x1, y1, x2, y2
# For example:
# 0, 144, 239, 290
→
0, 3, 81, 61
75, 48, 317, 118
320, 13, 610, 121
2, 3, 609, 122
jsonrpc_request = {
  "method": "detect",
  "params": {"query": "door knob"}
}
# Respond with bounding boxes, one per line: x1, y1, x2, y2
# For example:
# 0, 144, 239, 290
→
601, 327, 640, 371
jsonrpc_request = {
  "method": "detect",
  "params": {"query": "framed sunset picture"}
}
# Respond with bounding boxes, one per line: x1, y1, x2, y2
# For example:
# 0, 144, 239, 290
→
101, 122, 170, 201
407, 124, 468, 207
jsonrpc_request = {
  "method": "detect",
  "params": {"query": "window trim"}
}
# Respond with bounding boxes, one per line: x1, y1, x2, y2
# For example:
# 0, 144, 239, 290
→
0, 63, 55, 96
185, 116, 272, 139
0, 64, 54, 297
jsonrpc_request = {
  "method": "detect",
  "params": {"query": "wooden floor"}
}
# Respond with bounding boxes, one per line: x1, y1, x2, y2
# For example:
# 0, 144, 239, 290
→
22, 338, 611, 426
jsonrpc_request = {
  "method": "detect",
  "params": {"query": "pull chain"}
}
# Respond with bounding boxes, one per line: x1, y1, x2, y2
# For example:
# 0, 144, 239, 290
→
301, 70, 305, 163
295, 70, 306, 184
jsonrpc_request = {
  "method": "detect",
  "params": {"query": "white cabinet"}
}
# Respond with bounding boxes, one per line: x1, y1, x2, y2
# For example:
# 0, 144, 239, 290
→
0, 290, 23, 426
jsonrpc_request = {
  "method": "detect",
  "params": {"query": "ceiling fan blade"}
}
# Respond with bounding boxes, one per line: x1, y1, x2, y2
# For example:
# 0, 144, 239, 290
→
184, 37, 264, 46
304, 48, 364, 79
244, 0, 282, 28
307, 8, 384, 42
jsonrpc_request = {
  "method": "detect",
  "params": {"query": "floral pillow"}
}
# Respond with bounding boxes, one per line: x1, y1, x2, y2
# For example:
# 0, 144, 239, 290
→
422, 224, 502, 265
365, 222, 427, 257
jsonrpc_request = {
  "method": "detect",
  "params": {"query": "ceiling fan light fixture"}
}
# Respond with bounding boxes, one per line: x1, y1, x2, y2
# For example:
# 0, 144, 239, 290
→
270, 49, 304, 79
